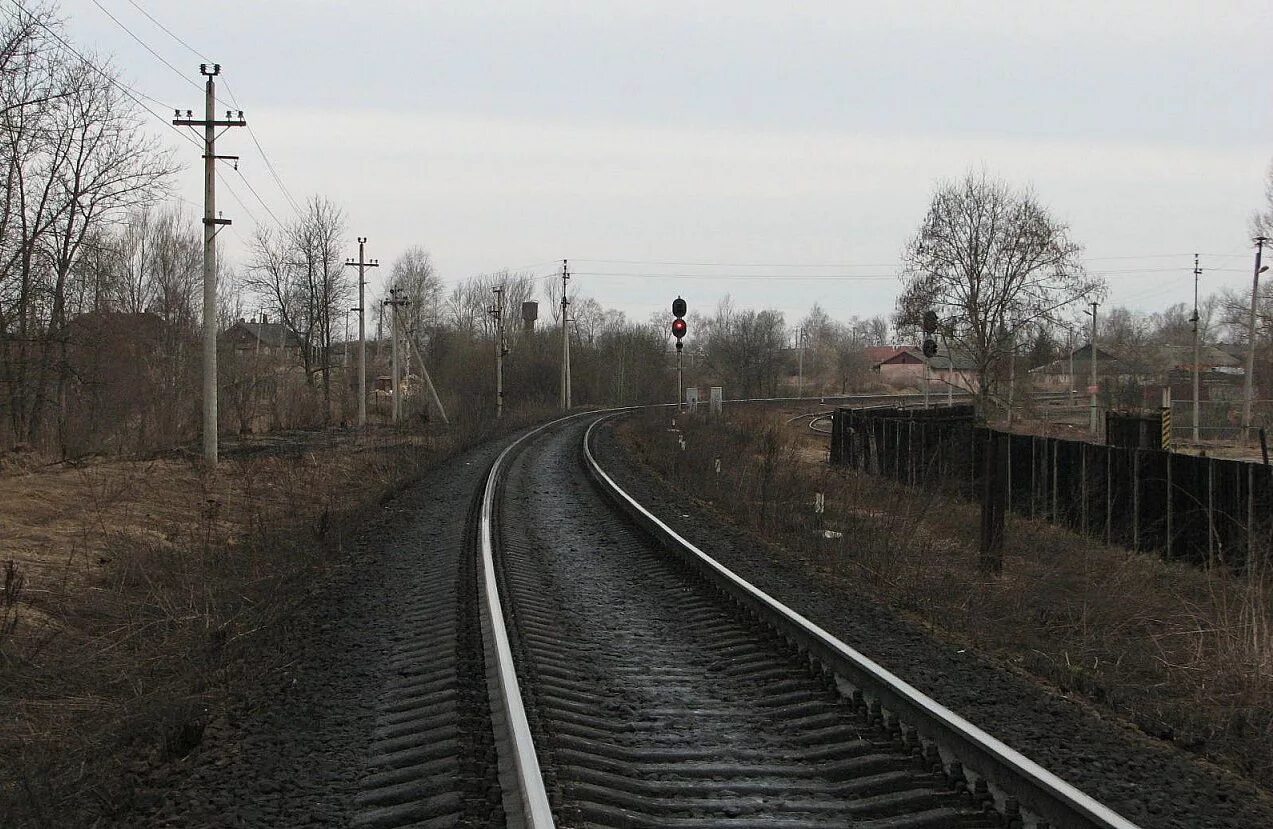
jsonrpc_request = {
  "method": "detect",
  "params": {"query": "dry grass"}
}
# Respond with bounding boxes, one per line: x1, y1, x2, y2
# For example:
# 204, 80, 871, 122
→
622, 408, 1273, 790
0, 403, 554, 827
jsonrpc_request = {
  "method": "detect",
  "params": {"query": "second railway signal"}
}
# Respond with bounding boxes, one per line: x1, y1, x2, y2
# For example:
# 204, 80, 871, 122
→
921, 309, 938, 409
672, 297, 688, 409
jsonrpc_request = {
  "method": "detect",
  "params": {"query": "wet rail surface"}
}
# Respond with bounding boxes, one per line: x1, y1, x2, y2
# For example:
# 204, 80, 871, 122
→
490, 417, 999, 828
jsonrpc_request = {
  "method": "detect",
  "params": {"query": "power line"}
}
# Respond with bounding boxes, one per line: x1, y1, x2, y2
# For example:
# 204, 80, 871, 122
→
572, 252, 1250, 269
124, 0, 210, 62
567, 267, 1196, 281
215, 169, 262, 229
89, 0, 203, 93
88, 0, 303, 221
4, 0, 202, 150
222, 76, 303, 216
231, 165, 287, 230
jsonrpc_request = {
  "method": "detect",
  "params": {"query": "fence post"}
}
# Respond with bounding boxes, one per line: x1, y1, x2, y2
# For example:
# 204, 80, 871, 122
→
908, 420, 916, 487
1165, 452, 1173, 559
979, 430, 1008, 574
1207, 457, 1215, 567
1005, 431, 1012, 511
1133, 449, 1141, 552
1248, 462, 1256, 572
1029, 437, 1037, 519
892, 420, 900, 481
1051, 439, 1059, 522
1081, 443, 1089, 534
1105, 446, 1113, 545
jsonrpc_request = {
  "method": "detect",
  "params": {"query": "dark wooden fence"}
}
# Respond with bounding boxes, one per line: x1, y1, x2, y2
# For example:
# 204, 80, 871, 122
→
830, 406, 1273, 569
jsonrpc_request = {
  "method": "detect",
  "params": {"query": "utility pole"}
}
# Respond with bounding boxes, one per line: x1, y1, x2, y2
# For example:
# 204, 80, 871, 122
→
560, 259, 571, 410
344, 238, 378, 428
1192, 253, 1202, 443
490, 285, 507, 419
383, 287, 410, 423
1242, 236, 1268, 442
173, 64, 245, 468
797, 327, 804, 399
1087, 301, 1100, 437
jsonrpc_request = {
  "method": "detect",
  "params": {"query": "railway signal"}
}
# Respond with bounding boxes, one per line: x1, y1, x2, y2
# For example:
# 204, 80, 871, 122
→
672, 297, 687, 351
921, 309, 938, 407
921, 310, 938, 357
672, 297, 687, 409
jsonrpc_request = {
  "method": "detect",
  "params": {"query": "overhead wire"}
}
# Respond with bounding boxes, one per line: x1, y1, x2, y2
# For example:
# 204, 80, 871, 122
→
566, 266, 1203, 281
89, 0, 203, 93
231, 166, 287, 230
572, 252, 1251, 269
222, 75, 304, 217
87, 0, 301, 227
124, 0, 209, 62
4, 0, 202, 150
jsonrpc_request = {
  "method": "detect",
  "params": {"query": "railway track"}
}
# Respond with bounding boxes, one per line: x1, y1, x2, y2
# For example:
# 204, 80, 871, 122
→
477, 412, 1141, 829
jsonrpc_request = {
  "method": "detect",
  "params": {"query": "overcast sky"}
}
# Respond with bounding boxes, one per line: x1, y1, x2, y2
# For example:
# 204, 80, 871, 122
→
55, 0, 1273, 330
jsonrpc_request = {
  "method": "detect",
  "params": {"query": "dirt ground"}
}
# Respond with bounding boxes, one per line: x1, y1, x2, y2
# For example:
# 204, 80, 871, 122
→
0, 416, 537, 825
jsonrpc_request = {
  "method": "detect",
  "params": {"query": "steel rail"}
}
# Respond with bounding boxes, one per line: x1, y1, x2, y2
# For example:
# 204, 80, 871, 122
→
581, 413, 1141, 829
480, 412, 631, 828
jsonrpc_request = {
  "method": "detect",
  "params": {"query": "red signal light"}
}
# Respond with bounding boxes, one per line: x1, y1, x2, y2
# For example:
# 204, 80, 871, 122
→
671, 318, 687, 340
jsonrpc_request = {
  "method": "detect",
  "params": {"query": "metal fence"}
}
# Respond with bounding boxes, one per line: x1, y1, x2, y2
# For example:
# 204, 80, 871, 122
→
830, 406, 1273, 570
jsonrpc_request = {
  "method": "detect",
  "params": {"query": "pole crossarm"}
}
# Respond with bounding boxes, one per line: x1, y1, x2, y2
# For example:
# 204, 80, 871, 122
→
173, 118, 247, 127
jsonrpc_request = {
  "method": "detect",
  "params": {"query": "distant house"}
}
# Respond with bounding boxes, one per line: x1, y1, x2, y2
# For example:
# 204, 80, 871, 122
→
1030, 342, 1245, 401
868, 346, 925, 388
867, 345, 978, 392
220, 316, 303, 359
927, 349, 980, 393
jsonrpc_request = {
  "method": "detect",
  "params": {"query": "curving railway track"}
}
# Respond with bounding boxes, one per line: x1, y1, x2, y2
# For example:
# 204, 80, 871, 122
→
476, 411, 1141, 829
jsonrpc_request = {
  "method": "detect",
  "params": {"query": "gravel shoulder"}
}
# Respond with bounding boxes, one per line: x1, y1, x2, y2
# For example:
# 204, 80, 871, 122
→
114, 437, 514, 828
592, 416, 1273, 829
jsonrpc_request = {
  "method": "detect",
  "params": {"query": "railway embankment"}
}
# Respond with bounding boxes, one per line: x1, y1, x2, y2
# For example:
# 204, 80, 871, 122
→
605, 407, 1273, 829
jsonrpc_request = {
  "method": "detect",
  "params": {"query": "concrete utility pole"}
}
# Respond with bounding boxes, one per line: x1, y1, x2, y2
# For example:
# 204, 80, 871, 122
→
1192, 254, 1202, 443
1242, 236, 1269, 442
173, 64, 245, 468
490, 285, 507, 419
1087, 301, 1100, 437
344, 238, 378, 428
560, 259, 571, 410
383, 287, 410, 423
796, 327, 804, 399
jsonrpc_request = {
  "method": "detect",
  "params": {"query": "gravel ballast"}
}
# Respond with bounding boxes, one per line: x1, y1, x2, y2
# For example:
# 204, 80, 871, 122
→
119, 438, 515, 828
592, 415, 1273, 829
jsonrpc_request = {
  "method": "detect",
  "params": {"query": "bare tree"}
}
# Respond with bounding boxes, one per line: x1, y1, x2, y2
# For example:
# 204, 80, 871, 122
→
699, 296, 788, 398
388, 244, 443, 334
243, 196, 349, 421
895, 170, 1102, 406
0, 15, 173, 450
